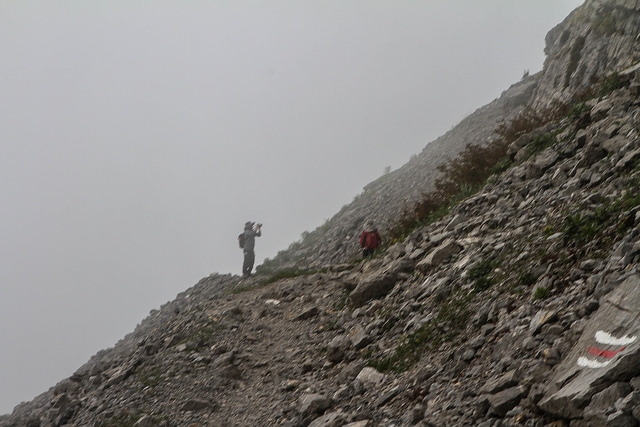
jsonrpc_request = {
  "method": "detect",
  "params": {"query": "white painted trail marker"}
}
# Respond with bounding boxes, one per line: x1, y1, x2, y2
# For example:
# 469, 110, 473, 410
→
576, 330, 636, 369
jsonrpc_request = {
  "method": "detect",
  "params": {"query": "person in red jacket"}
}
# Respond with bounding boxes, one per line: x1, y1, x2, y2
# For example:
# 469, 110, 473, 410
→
359, 221, 381, 258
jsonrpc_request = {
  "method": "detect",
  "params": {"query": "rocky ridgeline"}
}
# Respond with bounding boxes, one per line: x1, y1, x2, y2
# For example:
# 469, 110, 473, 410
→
259, 76, 537, 273
261, 0, 640, 273
533, 0, 640, 111
4, 1, 640, 426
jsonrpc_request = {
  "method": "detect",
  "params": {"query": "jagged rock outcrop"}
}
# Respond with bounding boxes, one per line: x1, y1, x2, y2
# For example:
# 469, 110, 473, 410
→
533, 0, 640, 110
4, 1, 640, 426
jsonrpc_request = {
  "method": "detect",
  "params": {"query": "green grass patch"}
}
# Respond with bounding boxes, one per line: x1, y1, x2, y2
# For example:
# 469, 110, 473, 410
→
368, 289, 473, 373
179, 322, 224, 351
138, 366, 163, 388
533, 286, 551, 300
514, 132, 559, 163
599, 73, 625, 97
529, 133, 557, 155
259, 267, 323, 286
562, 208, 609, 244
568, 102, 588, 121
228, 267, 325, 294
517, 271, 538, 287
561, 177, 640, 257
490, 157, 513, 176
563, 190, 640, 245
228, 284, 255, 294
468, 258, 498, 292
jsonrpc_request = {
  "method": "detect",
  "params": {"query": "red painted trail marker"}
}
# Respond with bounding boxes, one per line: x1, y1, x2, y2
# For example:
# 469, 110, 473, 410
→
577, 330, 636, 369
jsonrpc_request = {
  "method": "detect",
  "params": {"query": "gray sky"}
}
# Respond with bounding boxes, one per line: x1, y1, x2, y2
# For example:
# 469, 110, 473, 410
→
0, 0, 583, 414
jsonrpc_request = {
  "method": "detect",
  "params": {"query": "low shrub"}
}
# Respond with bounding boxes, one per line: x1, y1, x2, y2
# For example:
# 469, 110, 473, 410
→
533, 286, 551, 300
517, 271, 538, 287
179, 322, 224, 351
138, 366, 163, 388
468, 258, 497, 292
259, 267, 322, 286
390, 138, 511, 241
368, 288, 473, 373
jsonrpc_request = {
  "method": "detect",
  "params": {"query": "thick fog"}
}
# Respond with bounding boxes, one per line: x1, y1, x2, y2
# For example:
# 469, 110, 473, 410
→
0, 1, 583, 415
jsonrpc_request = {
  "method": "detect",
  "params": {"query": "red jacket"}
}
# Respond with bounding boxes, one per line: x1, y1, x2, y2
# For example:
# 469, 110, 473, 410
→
360, 230, 381, 250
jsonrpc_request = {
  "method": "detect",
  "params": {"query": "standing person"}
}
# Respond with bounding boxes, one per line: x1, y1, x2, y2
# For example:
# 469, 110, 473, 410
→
359, 221, 381, 258
241, 221, 262, 277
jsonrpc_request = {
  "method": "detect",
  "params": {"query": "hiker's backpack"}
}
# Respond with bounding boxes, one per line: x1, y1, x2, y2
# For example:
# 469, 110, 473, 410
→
238, 233, 245, 249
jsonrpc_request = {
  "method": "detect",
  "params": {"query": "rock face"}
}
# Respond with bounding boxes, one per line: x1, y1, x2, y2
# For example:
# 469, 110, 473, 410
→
533, 0, 640, 110
4, 1, 640, 426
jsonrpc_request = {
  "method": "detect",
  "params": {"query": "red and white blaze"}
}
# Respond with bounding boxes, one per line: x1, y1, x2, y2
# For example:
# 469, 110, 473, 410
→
577, 331, 636, 369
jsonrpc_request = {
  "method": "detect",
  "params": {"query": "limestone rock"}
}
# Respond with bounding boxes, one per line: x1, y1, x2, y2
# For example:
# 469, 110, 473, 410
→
416, 239, 462, 272
583, 382, 633, 424
479, 370, 520, 395
299, 394, 331, 416
349, 326, 372, 350
538, 275, 640, 419
356, 367, 385, 388
488, 386, 526, 417
350, 272, 394, 307
6, 4, 640, 426
326, 335, 351, 363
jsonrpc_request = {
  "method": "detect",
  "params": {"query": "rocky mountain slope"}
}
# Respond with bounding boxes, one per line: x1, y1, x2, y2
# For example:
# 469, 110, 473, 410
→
260, 0, 640, 273
257, 74, 538, 273
4, 1, 640, 426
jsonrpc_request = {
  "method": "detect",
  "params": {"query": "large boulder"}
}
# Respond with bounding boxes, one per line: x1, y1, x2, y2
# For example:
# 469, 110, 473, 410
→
299, 394, 331, 416
349, 258, 414, 307
349, 270, 396, 308
538, 275, 640, 419
416, 239, 462, 272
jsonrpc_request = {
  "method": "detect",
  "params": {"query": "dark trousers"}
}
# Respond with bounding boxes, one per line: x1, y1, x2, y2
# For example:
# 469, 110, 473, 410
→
242, 250, 255, 277
363, 248, 375, 258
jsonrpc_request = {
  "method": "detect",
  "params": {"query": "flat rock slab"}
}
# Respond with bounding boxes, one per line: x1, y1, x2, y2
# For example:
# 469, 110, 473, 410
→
416, 239, 462, 272
488, 385, 526, 416
299, 394, 331, 416
538, 274, 640, 419
349, 271, 396, 308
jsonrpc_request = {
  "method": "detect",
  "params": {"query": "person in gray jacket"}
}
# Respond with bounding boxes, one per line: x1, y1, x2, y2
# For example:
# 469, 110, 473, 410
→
242, 221, 262, 277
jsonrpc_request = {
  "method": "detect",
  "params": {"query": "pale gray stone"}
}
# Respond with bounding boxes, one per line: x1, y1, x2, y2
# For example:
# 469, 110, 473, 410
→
479, 370, 520, 395
326, 335, 351, 363
356, 367, 385, 387
488, 386, 525, 416
299, 394, 331, 416
349, 271, 396, 308
416, 239, 462, 272
308, 411, 347, 427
